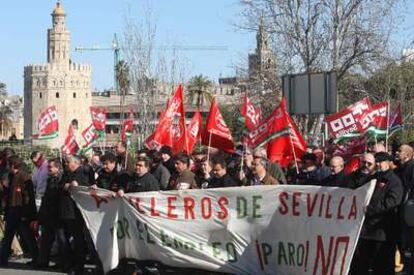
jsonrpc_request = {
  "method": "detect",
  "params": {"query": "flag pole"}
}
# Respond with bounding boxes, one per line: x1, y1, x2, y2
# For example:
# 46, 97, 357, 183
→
206, 131, 212, 164
288, 127, 299, 174
385, 100, 390, 152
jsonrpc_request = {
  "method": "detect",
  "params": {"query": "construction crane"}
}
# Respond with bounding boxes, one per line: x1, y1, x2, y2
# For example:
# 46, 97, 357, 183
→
75, 33, 120, 93
75, 33, 228, 94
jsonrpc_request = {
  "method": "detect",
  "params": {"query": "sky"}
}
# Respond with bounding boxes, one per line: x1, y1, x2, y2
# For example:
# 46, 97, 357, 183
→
0, 0, 254, 95
0, 1, 413, 95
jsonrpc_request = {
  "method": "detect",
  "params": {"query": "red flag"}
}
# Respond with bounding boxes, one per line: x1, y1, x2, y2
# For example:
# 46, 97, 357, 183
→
267, 101, 307, 167
81, 124, 98, 148
332, 136, 368, 161
241, 95, 261, 131
344, 156, 361, 174
202, 98, 234, 153
150, 85, 186, 152
186, 111, 202, 153
34, 106, 59, 139
247, 99, 290, 148
121, 111, 134, 142
326, 97, 372, 140
89, 107, 107, 132
62, 125, 79, 155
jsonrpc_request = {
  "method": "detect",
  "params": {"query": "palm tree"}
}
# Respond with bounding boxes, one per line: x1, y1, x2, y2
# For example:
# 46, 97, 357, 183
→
116, 60, 130, 126
186, 75, 213, 109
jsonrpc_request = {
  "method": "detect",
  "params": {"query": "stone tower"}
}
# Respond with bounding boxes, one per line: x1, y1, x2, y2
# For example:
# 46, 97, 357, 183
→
248, 18, 277, 82
24, 2, 92, 149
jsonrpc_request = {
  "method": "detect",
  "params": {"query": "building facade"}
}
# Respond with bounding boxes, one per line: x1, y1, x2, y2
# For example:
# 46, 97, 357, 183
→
24, 2, 92, 148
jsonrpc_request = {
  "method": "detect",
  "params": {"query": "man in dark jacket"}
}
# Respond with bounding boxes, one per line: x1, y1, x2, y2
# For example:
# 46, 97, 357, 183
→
0, 157, 38, 266
59, 155, 93, 274
209, 158, 237, 189
115, 141, 135, 176
350, 152, 403, 275
149, 151, 171, 190
37, 158, 64, 268
349, 153, 376, 189
394, 144, 414, 273
321, 156, 352, 187
95, 152, 126, 196
296, 153, 321, 185
127, 157, 160, 193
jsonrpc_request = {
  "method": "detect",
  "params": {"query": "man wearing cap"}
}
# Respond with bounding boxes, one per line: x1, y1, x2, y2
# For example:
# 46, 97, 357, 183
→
350, 152, 403, 275
296, 153, 320, 185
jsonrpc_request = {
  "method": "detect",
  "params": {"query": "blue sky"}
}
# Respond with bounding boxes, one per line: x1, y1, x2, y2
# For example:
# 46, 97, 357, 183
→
0, 0, 253, 94
0, 1, 413, 95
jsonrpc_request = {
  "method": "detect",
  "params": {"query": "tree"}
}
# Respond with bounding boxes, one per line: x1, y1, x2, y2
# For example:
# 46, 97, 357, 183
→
121, 1, 189, 148
186, 75, 213, 109
238, 0, 405, 80
116, 60, 130, 126
0, 82, 13, 138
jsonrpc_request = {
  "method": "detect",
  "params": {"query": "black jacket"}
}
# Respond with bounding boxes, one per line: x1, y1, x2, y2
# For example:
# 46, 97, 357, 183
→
395, 159, 414, 199
58, 166, 93, 220
127, 172, 160, 193
321, 171, 351, 187
151, 163, 171, 190
360, 169, 403, 241
97, 169, 126, 192
209, 174, 238, 189
349, 169, 376, 189
38, 173, 62, 225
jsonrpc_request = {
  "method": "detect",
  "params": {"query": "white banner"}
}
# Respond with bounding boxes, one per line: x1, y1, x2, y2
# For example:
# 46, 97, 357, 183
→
71, 182, 375, 274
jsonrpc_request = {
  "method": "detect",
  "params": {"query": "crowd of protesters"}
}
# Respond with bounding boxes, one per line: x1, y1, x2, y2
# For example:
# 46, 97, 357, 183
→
0, 140, 413, 274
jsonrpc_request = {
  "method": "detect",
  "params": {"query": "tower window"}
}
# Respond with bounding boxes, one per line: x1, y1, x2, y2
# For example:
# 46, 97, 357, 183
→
56, 92, 60, 98
39, 92, 42, 98
85, 93, 88, 98
73, 93, 76, 98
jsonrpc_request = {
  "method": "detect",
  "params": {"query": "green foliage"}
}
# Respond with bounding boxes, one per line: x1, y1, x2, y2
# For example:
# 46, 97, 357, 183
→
186, 75, 213, 108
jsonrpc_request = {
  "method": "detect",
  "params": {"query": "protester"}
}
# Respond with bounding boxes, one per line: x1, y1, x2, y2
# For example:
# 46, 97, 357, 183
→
115, 141, 135, 175
312, 148, 331, 181
321, 156, 351, 187
250, 157, 279, 185
296, 153, 320, 185
0, 156, 38, 267
350, 152, 403, 275
149, 151, 171, 191
30, 151, 48, 209
89, 151, 103, 180
95, 152, 125, 196
58, 155, 92, 274
253, 147, 286, 184
36, 158, 65, 269
127, 157, 160, 193
349, 153, 377, 188
160, 145, 176, 176
196, 159, 213, 189
209, 158, 237, 188
172, 153, 198, 190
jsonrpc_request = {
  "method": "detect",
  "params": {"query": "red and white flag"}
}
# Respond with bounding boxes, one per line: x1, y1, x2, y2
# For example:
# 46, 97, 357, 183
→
185, 111, 202, 153
326, 97, 372, 140
89, 107, 107, 132
241, 95, 261, 131
62, 125, 79, 155
121, 111, 134, 142
82, 124, 98, 148
266, 99, 307, 167
146, 85, 186, 152
202, 98, 234, 153
34, 106, 59, 139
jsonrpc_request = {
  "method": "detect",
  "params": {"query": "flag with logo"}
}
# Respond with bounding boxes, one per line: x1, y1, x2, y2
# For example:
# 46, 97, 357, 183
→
240, 95, 262, 131
120, 111, 134, 142
62, 125, 80, 155
202, 98, 234, 153
33, 106, 59, 139
186, 111, 202, 153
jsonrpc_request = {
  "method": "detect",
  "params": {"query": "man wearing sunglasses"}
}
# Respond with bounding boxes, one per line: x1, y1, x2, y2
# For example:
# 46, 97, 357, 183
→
349, 153, 377, 189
